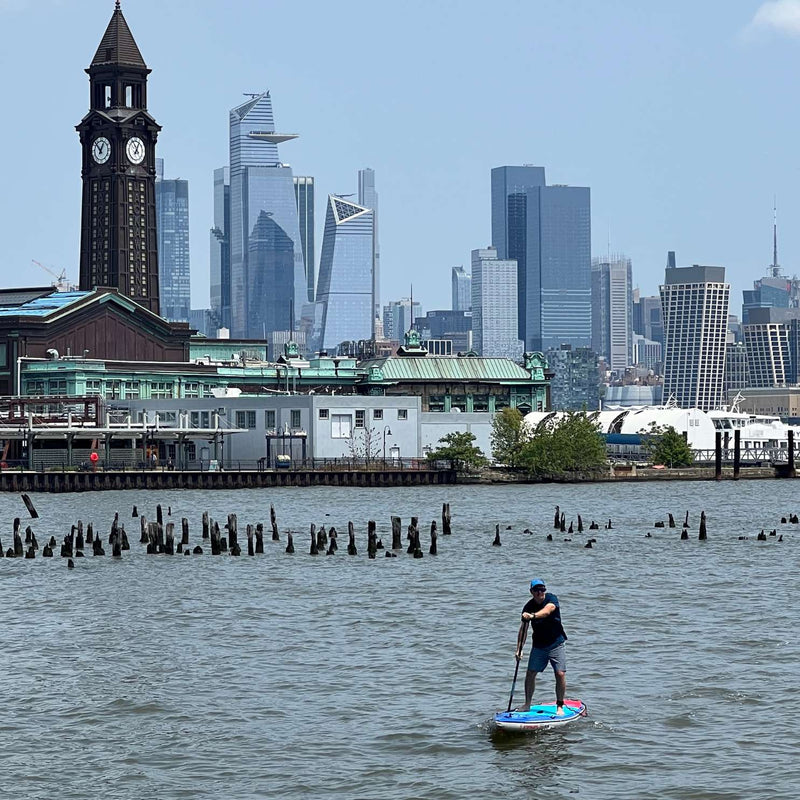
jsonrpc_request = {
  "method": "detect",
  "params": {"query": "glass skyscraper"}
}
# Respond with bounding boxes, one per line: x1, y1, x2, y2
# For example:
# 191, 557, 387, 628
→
358, 168, 380, 321
491, 165, 591, 352
316, 195, 375, 351
294, 176, 315, 302
155, 158, 190, 322
209, 166, 230, 331
452, 266, 471, 311
229, 92, 305, 339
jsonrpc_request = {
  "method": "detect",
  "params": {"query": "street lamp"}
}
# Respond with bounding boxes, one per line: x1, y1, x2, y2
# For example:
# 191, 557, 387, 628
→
383, 426, 392, 462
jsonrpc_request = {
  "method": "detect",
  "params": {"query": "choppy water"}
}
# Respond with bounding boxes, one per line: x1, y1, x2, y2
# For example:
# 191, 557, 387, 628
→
0, 480, 798, 799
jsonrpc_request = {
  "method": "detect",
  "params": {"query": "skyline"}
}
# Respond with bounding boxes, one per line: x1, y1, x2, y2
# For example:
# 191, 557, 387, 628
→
3, 1, 800, 313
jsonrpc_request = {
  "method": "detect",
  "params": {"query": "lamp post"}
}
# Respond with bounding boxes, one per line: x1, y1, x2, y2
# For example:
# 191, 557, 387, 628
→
383, 426, 392, 462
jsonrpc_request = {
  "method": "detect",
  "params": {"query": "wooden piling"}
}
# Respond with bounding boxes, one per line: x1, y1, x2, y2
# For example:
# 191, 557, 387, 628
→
554, 505, 560, 529
86, 523, 94, 544
715, 431, 722, 481
309, 525, 319, 555
285, 533, 295, 554
270, 504, 279, 540
255, 524, 264, 554
164, 523, 175, 555
442, 503, 451, 535
733, 429, 741, 480
21, 493, 39, 518
181, 518, 189, 545
202, 511, 210, 539
493, 524, 501, 546
429, 520, 438, 555
699, 511, 707, 541
391, 516, 402, 549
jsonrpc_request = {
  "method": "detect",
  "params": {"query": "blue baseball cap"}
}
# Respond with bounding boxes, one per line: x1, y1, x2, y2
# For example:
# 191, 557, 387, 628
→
530, 578, 546, 590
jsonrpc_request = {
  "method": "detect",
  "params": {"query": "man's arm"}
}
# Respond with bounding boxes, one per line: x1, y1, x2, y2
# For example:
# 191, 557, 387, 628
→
515, 618, 529, 660
521, 602, 557, 622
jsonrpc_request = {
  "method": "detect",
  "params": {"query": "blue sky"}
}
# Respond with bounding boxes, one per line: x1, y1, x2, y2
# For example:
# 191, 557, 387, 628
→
1, 0, 799, 314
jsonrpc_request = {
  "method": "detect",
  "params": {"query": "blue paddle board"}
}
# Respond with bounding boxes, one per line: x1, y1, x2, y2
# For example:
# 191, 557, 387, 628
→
494, 698, 586, 731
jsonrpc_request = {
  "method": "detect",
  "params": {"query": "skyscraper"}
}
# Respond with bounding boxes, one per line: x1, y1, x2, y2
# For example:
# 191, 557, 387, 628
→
209, 167, 230, 331
358, 168, 380, 320
660, 264, 730, 410
451, 266, 471, 311
316, 196, 375, 351
471, 247, 522, 359
229, 91, 305, 339
76, 2, 161, 314
294, 176, 315, 301
155, 159, 190, 322
633, 292, 664, 347
591, 255, 633, 371
742, 307, 800, 387
383, 299, 422, 340
491, 165, 591, 351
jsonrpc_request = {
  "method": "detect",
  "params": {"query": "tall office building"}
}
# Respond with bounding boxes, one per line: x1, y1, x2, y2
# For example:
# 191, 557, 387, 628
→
591, 255, 633, 371
633, 292, 664, 348
155, 159, 190, 322
294, 176, 315, 301
742, 307, 800, 387
383, 298, 422, 340
546, 344, 601, 411
229, 91, 305, 339
471, 247, 523, 359
491, 165, 591, 351
316, 196, 375, 351
724, 341, 750, 393
209, 167, 231, 331
358, 168, 380, 320
660, 264, 730, 411
452, 266, 471, 311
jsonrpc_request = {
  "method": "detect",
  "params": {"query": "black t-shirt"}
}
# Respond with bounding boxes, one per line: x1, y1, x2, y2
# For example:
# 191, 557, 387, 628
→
522, 591, 567, 648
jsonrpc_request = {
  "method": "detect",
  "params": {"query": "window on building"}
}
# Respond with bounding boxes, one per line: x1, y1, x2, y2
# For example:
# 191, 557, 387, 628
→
27, 380, 46, 396
355, 410, 366, 428
428, 395, 445, 412
185, 382, 200, 398
397, 409, 408, 420
373, 409, 383, 420
0, 343, 7, 367
156, 411, 177, 426
235, 410, 257, 429
450, 395, 467, 412
291, 410, 302, 429
124, 381, 140, 399
319, 408, 329, 419
105, 380, 121, 399
265, 410, 276, 429
331, 414, 352, 439
473, 395, 489, 412
151, 381, 173, 399
85, 379, 102, 396
49, 379, 67, 396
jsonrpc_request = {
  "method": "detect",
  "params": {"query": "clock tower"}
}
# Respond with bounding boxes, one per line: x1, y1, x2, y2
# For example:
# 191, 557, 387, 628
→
76, 1, 161, 315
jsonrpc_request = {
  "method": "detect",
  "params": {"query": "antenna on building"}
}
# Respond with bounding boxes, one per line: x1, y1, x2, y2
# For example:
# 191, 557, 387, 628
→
770, 197, 781, 278
410, 284, 414, 330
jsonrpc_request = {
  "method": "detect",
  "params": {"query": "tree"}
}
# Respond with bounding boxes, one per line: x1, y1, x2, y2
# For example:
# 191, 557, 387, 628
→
519, 411, 607, 478
347, 426, 381, 463
427, 431, 488, 470
490, 408, 529, 467
642, 424, 693, 467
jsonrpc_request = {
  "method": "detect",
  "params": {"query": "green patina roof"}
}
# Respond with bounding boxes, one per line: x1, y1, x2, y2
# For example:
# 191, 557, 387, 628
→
359, 356, 537, 383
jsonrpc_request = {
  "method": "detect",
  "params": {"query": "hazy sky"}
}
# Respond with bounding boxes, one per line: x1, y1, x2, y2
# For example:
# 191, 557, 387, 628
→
1, 0, 799, 314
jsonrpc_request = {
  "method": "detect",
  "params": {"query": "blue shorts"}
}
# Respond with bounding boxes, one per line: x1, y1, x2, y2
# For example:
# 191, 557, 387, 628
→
527, 642, 566, 674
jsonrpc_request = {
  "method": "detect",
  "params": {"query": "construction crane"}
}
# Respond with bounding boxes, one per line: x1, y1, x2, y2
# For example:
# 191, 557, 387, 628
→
32, 260, 72, 292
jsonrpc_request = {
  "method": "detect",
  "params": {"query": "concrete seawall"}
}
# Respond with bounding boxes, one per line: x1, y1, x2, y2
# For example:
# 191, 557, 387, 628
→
0, 468, 458, 493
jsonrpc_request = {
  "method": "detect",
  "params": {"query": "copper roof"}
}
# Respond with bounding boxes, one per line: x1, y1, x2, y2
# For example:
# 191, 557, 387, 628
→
91, 3, 146, 68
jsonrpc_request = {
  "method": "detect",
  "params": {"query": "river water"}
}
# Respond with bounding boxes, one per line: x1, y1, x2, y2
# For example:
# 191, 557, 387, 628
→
0, 480, 797, 799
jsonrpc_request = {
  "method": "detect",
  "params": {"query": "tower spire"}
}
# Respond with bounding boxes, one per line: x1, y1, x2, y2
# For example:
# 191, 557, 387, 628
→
770, 197, 781, 278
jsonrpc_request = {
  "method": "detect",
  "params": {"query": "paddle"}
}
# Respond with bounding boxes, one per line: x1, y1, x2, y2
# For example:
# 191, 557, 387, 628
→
506, 619, 530, 712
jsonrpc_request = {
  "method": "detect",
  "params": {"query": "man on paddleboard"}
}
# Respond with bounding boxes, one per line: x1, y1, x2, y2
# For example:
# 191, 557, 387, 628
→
514, 578, 568, 715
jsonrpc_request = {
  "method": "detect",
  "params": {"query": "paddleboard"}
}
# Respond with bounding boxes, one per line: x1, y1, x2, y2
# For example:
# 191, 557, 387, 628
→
494, 698, 586, 731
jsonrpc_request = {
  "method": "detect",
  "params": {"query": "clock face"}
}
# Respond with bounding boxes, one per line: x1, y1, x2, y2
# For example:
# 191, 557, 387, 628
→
91, 137, 111, 165
126, 137, 145, 165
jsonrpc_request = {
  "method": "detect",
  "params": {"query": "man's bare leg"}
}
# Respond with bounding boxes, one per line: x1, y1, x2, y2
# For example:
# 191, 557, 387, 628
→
518, 670, 536, 711
555, 670, 566, 715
